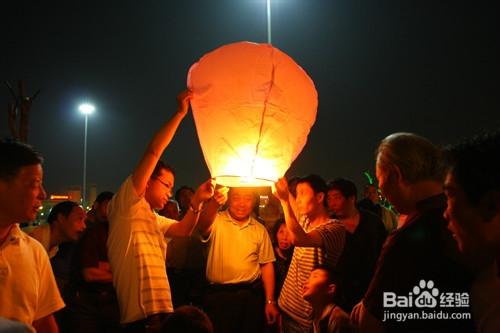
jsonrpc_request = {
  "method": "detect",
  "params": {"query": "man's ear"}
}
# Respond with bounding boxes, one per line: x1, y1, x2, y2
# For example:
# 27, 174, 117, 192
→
391, 165, 404, 184
316, 192, 325, 205
54, 212, 64, 225
327, 283, 336, 296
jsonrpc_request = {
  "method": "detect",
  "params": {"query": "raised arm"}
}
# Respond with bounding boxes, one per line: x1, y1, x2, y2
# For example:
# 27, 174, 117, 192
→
273, 178, 324, 247
197, 186, 229, 237
166, 178, 216, 237
132, 90, 191, 197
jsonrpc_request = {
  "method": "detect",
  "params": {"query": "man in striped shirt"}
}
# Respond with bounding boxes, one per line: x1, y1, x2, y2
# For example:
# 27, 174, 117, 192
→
107, 90, 215, 333
274, 174, 346, 332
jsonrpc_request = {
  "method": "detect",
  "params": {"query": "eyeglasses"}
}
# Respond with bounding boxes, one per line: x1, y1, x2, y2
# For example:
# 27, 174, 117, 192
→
154, 177, 172, 189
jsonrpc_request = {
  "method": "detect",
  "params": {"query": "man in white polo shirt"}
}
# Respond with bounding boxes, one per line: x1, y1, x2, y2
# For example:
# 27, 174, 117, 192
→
107, 90, 215, 333
0, 139, 64, 333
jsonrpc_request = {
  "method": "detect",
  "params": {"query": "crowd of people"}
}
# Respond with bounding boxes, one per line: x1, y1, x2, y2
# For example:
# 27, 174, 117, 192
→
0, 91, 498, 333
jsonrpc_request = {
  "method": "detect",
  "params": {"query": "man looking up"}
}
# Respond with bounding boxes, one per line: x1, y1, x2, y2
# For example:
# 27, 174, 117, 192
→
303, 265, 351, 333
107, 90, 215, 333
274, 174, 346, 332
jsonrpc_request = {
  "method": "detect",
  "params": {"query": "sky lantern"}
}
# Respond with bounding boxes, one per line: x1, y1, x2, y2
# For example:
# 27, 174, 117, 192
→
187, 41, 318, 187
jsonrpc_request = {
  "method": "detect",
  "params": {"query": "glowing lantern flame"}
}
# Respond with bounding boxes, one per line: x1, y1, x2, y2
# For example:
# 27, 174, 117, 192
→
188, 41, 317, 187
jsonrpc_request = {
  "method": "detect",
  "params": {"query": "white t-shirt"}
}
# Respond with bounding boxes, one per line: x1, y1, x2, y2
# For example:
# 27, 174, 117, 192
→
0, 224, 64, 331
107, 176, 177, 324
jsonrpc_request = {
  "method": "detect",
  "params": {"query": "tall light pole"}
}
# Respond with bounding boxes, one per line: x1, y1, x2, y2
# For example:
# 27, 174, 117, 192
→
78, 103, 95, 207
267, 0, 272, 44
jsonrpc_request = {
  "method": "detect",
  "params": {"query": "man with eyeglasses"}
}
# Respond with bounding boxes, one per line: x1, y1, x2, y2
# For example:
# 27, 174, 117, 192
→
106, 90, 215, 333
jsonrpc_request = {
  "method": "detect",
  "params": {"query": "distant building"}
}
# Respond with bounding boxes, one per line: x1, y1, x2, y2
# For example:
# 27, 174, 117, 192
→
31, 184, 98, 226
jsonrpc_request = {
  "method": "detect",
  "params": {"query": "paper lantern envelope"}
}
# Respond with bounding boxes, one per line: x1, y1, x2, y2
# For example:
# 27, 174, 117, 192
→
188, 41, 317, 187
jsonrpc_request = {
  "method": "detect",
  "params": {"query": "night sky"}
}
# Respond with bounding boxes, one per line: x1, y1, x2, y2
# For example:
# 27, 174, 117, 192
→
2, 1, 499, 196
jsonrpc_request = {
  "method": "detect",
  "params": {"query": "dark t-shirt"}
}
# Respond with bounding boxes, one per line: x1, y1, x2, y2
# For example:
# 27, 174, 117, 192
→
335, 209, 387, 312
77, 222, 115, 293
51, 241, 79, 300
357, 199, 382, 219
363, 194, 474, 332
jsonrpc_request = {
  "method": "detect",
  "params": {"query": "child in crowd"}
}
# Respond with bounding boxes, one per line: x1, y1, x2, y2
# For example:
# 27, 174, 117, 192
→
303, 265, 352, 333
272, 219, 294, 299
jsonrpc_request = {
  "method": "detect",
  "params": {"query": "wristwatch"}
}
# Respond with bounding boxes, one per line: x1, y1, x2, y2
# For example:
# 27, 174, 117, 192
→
266, 299, 276, 305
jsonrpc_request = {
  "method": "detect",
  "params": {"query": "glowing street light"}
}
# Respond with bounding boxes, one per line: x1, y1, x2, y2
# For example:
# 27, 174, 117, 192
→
78, 103, 95, 206
79, 103, 95, 115
267, 0, 272, 44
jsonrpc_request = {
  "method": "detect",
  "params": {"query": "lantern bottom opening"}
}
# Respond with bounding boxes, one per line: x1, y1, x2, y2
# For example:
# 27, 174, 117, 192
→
215, 175, 275, 188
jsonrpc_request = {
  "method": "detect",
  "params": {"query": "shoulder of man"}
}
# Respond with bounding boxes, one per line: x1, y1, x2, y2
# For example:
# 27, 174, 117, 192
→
108, 175, 142, 216
322, 218, 345, 230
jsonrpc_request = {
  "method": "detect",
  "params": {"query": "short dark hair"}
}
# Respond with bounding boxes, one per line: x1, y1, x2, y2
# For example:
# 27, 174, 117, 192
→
296, 174, 327, 195
312, 264, 340, 285
287, 175, 300, 197
271, 218, 286, 244
95, 191, 114, 204
47, 201, 79, 224
152, 160, 175, 179
444, 130, 500, 204
161, 305, 213, 333
296, 174, 328, 207
175, 186, 195, 202
327, 178, 358, 200
313, 265, 346, 305
0, 139, 43, 181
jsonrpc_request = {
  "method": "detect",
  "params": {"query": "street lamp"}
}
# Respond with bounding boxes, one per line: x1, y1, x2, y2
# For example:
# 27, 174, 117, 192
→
78, 103, 95, 207
267, 0, 272, 44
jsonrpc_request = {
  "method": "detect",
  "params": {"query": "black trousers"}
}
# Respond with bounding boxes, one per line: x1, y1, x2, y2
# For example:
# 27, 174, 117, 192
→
167, 267, 206, 308
203, 281, 265, 333
68, 289, 122, 333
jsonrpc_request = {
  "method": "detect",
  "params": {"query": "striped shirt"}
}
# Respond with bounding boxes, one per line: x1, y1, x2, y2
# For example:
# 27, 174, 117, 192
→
107, 176, 176, 324
278, 218, 345, 328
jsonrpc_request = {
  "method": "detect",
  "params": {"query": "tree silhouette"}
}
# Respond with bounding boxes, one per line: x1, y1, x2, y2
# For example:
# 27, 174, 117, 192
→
5, 80, 40, 143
